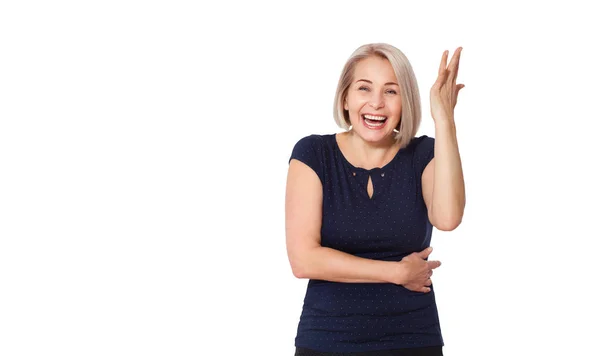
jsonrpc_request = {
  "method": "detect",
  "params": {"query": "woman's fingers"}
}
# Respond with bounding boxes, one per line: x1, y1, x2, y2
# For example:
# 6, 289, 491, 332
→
438, 50, 448, 76
428, 260, 442, 269
435, 47, 462, 89
447, 47, 462, 84
418, 246, 433, 259
406, 282, 432, 293
454, 47, 462, 81
433, 51, 449, 88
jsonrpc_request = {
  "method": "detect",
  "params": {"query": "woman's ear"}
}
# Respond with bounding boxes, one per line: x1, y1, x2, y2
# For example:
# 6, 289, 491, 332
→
343, 99, 348, 111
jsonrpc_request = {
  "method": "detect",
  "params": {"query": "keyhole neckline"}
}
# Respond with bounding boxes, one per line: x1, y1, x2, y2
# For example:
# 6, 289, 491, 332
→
333, 133, 404, 173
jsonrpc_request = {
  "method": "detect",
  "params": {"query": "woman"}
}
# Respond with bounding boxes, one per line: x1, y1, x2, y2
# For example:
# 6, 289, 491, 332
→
285, 43, 465, 356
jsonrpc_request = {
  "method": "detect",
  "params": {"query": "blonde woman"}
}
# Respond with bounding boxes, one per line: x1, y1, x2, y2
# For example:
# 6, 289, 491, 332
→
285, 43, 465, 356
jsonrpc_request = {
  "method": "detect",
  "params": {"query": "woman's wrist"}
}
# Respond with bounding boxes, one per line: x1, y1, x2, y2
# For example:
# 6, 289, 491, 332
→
384, 261, 407, 285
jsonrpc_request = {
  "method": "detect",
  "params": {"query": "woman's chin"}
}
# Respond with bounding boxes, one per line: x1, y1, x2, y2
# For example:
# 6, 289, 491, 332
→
355, 128, 394, 142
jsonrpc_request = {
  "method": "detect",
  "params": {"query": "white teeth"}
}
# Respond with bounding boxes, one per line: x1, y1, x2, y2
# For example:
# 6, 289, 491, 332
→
363, 114, 387, 121
365, 120, 384, 127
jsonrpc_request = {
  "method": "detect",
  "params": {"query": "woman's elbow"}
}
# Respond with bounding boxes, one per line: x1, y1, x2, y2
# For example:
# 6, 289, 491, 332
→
289, 251, 312, 279
290, 259, 306, 278
435, 220, 461, 231
430, 213, 463, 231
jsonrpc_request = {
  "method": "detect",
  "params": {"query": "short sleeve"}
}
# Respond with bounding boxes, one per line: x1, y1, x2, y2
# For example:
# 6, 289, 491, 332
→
412, 135, 435, 179
288, 134, 324, 183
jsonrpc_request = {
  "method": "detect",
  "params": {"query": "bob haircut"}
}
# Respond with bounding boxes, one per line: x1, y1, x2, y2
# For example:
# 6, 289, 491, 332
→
333, 43, 422, 148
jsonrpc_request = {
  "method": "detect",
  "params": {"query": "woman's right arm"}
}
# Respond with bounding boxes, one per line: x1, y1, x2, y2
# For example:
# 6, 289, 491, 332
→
285, 158, 405, 284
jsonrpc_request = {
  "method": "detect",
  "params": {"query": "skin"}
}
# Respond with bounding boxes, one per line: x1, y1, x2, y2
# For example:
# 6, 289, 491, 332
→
339, 55, 403, 170
405, 47, 467, 291
422, 48, 466, 233
343, 56, 402, 139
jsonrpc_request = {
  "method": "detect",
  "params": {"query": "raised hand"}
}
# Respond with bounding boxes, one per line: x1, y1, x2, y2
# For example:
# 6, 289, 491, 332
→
430, 47, 465, 122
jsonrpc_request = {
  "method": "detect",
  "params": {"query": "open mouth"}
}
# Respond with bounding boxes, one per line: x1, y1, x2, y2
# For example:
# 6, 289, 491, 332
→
362, 114, 387, 127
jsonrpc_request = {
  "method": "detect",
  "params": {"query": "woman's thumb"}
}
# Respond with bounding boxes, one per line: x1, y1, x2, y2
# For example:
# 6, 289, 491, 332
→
419, 247, 433, 258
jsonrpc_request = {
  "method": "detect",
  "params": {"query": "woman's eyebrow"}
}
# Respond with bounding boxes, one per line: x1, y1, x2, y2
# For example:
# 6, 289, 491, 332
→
355, 79, 399, 86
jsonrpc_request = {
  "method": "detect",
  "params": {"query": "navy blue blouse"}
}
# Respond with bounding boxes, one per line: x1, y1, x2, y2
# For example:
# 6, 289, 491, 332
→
288, 133, 443, 354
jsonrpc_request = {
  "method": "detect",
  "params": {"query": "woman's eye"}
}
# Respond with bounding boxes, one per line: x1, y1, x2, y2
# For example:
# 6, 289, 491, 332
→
358, 86, 396, 94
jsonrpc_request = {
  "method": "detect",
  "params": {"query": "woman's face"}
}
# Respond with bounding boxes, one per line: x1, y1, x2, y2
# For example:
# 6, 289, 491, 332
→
344, 56, 402, 143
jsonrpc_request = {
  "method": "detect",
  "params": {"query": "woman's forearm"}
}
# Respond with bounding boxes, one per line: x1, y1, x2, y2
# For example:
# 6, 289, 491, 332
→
295, 246, 402, 284
431, 119, 466, 229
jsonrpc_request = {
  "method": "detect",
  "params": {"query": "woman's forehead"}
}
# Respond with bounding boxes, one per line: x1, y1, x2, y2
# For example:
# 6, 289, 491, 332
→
353, 57, 396, 83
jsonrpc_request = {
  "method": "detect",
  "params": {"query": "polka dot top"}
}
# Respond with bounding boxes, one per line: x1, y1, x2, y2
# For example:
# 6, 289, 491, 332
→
288, 133, 443, 354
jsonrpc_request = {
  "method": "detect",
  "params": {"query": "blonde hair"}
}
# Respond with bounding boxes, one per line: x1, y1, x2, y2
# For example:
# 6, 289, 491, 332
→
333, 43, 422, 148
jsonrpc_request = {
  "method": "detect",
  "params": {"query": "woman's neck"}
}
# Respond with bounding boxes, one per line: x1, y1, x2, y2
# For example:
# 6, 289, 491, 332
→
344, 130, 400, 169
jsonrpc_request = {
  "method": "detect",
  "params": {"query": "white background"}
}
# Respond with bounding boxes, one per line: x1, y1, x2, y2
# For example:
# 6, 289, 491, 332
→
1, 1, 599, 355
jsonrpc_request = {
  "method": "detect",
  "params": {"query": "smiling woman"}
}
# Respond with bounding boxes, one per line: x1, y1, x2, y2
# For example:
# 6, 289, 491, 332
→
333, 44, 423, 150
285, 43, 466, 356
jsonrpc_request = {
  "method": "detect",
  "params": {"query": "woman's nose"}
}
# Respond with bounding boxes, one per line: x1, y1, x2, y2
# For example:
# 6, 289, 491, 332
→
369, 92, 384, 109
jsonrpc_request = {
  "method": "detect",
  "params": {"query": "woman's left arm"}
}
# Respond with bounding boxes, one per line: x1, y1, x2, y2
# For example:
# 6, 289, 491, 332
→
422, 120, 465, 231
422, 47, 466, 231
